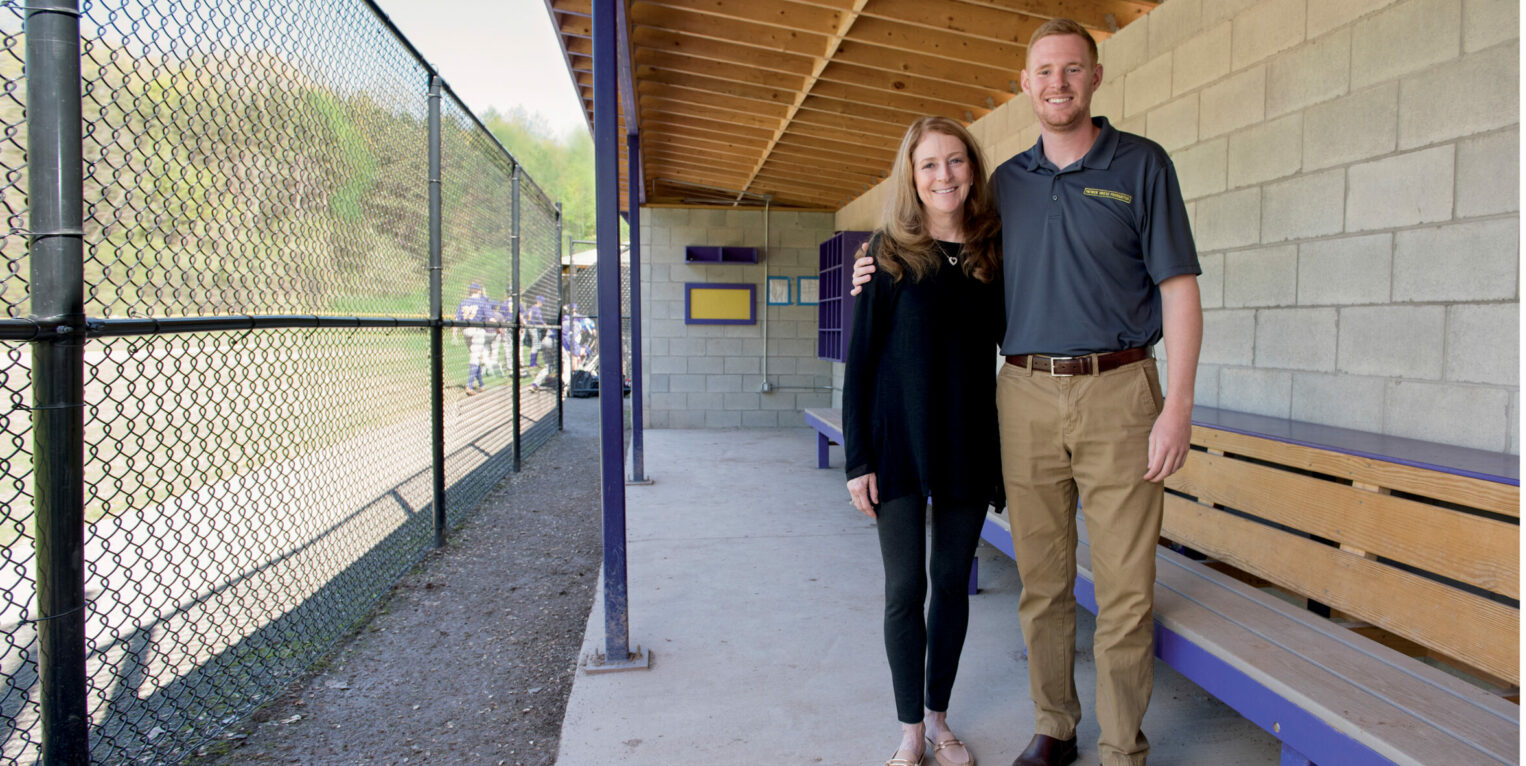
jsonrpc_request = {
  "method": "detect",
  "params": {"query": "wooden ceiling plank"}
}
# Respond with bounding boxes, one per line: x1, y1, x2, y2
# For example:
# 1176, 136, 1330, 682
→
846, 16, 1026, 71
638, 67, 798, 107
638, 80, 793, 119
832, 38, 1017, 91
638, 97, 783, 131
638, 49, 808, 93
818, 58, 1011, 108
630, 3, 831, 58
809, 78, 993, 121
632, 27, 817, 78
793, 91, 932, 128
955, 0, 1157, 36
559, 14, 592, 38
737, 0, 872, 198
640, 0, 845, 35
639, 113, 776, 142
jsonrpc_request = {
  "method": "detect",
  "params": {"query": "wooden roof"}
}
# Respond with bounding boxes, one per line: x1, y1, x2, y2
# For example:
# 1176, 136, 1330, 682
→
544, 0, 1158, 210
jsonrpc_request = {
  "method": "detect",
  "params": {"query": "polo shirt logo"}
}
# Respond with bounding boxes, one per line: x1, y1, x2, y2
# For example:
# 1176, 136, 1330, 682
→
1083, 187, 1133, 204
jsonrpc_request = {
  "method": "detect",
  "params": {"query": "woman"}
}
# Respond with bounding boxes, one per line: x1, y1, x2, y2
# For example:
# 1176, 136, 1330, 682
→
844, 116, 1004, 766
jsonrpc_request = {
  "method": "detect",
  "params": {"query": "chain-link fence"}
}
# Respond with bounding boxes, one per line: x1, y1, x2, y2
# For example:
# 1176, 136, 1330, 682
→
1, 1, 574, 762
566, 241, 632, 393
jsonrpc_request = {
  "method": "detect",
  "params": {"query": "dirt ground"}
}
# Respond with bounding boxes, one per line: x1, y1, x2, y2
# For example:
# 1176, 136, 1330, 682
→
189, 398, 603, 766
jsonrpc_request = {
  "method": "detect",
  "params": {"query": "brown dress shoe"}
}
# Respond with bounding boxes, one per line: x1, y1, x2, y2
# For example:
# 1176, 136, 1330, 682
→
1010, 734, 1078, 766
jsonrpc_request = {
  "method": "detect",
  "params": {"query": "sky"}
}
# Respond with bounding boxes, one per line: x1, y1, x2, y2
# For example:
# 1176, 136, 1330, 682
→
373, 0, 588, 137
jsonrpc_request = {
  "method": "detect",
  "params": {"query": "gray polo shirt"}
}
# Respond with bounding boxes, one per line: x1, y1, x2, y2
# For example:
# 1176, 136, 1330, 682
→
991, 116, 1200, 356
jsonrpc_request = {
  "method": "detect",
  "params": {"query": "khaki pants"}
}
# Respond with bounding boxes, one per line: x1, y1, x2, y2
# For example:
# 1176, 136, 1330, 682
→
996, 357, 1164, 766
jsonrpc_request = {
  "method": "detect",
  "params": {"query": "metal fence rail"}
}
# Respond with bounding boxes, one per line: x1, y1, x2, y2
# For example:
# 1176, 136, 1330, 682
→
2, 1, 570, 762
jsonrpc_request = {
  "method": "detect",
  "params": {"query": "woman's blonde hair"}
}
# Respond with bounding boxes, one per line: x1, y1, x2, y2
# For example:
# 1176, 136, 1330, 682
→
877, 116, 1001, 284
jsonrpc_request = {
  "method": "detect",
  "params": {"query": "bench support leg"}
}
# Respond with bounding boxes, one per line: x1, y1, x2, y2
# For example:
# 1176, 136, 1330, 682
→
817, 432, 830, 469
1279, 743, 1313, 766
968, 556, 978, 595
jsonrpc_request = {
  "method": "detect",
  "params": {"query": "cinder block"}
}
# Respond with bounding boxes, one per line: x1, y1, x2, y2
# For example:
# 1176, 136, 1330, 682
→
647, 410, 670, 429
687, 392, 725, 412
647, 373, 670, 394
688, 356, 724, 375
1198, 252, 1225, 308
1309, 0, 1403, 38
1118, 113, 1148, 138
1199, 65, 1267, 139
741, 338, 766, 357
1232, 0, 1306, 69
1398, 42, 1518, 149
1394, 218, 1518, 301
1194, 188, 1261, 251
742, 410, 779, 428
1338, 305, 1446, 378
1267, 28, 1352, 117
1385, 379, 1510, 450
706, 338, 743, 356
1203, 0, 1262, 26
1464, 0, 1518, 52
1193, 363, 1221, 408
1196, 188, 1257, 251
796, 391, 832, 409
670, 374, 706, 393
1146, 94, 1199, 152
1351, 0, 1463, 89
1456, 128, 1519, 218
723, 392, 761, 410
1149, 0, 1203, 57
768, 356, 798, 375
692, 209, 727, 227
760, 391, 798, 410
650, 355, 688, 375
1345, 146, 1455, 232
650, 393, 686, 412
1125, 52, 1175, 118
1173, 137, 1227, 201
1201, 309, 1257, 365
1218, 366, 1294, 418
1511, 391, 1519, 454
1255, 307, 1338, 370
1101, 11, 1151, 73
705, 374, 742, 393
725, 356, 761, 375
1224, 245, 1298, 307
1227, 113, 1303, 188
1291, 372, 1387, 431
705, 409, 742, 428
1173, 22, 1231, 95
1445, 303, 1518, 385
1298, 234, 1393, 305
1303, 83, 1398, 171
1261, 168, 1346, 243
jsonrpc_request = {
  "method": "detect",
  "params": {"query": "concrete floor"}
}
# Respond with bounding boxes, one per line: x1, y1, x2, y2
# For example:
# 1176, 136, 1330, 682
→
556, 426, 1280, 765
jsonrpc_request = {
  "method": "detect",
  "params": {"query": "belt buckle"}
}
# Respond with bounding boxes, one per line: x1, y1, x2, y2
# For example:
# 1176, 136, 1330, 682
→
1046, 355, 1077, 377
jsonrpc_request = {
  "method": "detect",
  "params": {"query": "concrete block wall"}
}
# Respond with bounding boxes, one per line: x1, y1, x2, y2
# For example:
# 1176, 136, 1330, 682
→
638, 207, 837, 428
837, 0, 1519, 454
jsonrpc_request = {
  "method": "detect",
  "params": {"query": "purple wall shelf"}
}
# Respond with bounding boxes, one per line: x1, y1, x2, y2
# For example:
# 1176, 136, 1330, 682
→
816, 230, 871, 362
684, 245, 759, 264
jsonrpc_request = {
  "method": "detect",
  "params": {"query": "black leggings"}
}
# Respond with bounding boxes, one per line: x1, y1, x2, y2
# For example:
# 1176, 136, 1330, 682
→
876, 493, 988, 724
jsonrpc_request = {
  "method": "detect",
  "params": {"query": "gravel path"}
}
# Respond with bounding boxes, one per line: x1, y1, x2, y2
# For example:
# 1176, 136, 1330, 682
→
190, 398, 603, 766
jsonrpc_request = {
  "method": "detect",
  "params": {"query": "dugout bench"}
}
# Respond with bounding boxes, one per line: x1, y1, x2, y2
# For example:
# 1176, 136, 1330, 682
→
980, 406, 1519, 765
809, 404, 1519, 764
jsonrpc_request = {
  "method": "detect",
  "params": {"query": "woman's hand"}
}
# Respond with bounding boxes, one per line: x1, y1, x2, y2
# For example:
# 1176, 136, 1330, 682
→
847, 473, 879, 519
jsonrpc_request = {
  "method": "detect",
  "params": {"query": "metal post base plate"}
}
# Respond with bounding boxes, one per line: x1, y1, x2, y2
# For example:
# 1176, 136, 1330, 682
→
625, 475, 654, 486
584, 645, 652, 674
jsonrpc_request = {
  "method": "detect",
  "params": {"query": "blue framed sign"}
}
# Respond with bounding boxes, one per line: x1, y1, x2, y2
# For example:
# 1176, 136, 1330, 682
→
766, 276, 792, 305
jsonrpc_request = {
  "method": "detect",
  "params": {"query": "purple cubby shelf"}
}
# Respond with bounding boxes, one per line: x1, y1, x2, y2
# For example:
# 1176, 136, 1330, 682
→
684, 245, 759, 264
816, 230, 872, 362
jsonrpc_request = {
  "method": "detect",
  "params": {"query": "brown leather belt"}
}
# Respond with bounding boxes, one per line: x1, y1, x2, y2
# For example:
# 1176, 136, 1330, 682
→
1004, 347, 1152, 377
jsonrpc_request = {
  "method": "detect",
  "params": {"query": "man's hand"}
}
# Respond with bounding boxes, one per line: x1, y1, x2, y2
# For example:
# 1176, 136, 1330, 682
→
1144, 402, 1191, 482
848, 242, 876, 296
847, 472, 879, 519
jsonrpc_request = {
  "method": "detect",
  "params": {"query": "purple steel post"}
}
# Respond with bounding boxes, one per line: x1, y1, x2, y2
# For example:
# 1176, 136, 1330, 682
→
626, 132, 651, 485
587, 0, 647, 673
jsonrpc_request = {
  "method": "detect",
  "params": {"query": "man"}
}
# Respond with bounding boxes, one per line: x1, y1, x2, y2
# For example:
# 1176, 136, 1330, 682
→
452, 282, 495, 395
523, 295, 546, 371
853, 19, 1202, 766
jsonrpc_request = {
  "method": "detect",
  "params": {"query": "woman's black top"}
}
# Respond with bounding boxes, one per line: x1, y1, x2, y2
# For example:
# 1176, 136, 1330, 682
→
843, 236, 1005, 505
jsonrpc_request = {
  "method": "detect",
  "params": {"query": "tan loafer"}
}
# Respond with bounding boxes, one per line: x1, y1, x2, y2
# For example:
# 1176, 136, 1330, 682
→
886, 749, 925, 766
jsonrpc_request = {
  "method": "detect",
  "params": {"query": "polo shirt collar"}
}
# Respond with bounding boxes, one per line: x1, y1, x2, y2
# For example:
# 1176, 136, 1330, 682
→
1015, 116, 1120, 173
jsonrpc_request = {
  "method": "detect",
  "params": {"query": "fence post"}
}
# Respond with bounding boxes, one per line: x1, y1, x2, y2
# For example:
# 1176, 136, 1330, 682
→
625, 133, 649, 485
26, 1, 89, 761
511, 164, 522, 472
428, 74, 446, 549
555, 203, 564, 431
585, 0, 646, 673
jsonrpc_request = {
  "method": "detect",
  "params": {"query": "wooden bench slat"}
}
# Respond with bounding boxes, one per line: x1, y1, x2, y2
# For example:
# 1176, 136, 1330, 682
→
1192, 427, 1520, 518
1168, 451, 1519, 599
1164, 495, 1520, 685
1145, 548, 1519, 765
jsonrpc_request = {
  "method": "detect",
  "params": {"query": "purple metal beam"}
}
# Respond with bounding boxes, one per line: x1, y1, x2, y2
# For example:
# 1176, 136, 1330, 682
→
588, 0, 645, 672
626, 132, 649, 485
